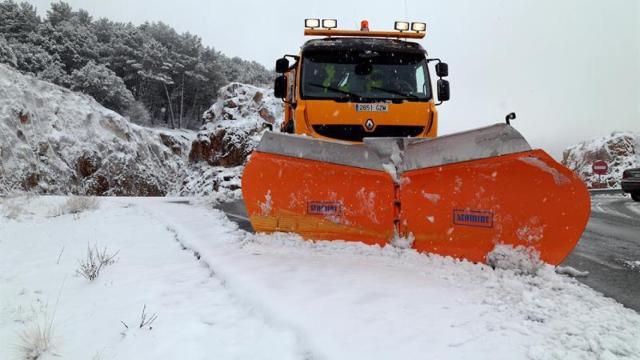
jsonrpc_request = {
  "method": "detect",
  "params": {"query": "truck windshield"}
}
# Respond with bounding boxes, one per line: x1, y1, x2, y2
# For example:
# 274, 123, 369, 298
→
301, 50, 431, 102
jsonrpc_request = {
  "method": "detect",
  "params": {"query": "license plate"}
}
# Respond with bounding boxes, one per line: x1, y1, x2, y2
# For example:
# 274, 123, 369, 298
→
355, 104, 388, 112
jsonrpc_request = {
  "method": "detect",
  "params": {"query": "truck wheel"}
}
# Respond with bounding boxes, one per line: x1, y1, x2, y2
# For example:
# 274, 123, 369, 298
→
632, 192, 640, 202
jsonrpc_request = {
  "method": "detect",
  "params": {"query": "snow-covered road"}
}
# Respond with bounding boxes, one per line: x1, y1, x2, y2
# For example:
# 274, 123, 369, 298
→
562, 195, 640, 311
2, 196, 639, 359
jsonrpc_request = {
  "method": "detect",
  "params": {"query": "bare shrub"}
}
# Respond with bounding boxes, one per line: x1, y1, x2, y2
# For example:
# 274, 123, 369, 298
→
54, 196, 99, 217
77, 244, 119, 281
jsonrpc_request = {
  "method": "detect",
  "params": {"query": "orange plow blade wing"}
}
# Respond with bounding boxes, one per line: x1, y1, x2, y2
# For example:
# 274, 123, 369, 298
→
242, 124, 590, 265
242, 137, 396, 245
400, 150, 591, 265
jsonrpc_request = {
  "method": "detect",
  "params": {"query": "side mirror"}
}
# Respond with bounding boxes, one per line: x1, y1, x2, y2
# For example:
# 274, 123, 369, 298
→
435, 62, 448, 77
274, 75, 287, 99
437, 79, 450, 102
275, 58, 289, 73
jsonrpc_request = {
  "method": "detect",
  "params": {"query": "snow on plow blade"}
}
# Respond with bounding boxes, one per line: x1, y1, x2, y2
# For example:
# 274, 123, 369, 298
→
242, 124, 591, 265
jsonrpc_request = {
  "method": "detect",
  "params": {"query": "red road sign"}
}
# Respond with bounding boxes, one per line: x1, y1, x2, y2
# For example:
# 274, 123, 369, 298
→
592, 161, 609, 175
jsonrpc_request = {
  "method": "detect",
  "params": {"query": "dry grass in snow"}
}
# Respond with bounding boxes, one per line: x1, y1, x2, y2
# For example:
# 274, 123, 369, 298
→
53, 196, 99, 217
19, 313, 56, 360
76, 244, 119, 281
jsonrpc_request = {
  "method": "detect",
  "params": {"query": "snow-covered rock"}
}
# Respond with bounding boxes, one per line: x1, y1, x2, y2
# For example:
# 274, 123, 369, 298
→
562, 131, 640, 188
179, 83, 282, 197
192, 83, 282, 167
0, 64, 194, 196
202, 82, 282, 126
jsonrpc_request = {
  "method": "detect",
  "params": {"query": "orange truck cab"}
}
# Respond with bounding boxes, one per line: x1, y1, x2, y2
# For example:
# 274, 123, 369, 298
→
273, 20, 450, 142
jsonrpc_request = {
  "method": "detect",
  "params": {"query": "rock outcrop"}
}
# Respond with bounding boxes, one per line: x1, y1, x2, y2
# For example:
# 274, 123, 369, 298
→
562, 132, 640, 188
179, 83, 282, 197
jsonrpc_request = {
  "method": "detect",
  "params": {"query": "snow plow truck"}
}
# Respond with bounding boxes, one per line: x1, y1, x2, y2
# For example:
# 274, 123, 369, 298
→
241, 19, 590, 265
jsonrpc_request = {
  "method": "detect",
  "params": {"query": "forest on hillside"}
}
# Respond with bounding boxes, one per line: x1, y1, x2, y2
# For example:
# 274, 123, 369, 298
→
0, 1, 275, 129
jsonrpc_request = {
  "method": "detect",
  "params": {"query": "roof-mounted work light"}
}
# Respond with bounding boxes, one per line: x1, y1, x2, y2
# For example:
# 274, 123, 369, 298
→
411, 22, 426, 32
322, 19, 337, 29
394, 21, 410, 32
304, 18, 320, 29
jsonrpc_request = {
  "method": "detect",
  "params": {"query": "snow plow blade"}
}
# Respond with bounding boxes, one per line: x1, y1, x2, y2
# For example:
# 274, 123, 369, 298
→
242, 124, 590, 265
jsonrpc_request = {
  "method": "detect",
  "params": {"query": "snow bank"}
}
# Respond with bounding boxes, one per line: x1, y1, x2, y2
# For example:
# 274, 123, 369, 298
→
486, 244, 543, 275
563, 131, 640, 188
0, 64, 194, 196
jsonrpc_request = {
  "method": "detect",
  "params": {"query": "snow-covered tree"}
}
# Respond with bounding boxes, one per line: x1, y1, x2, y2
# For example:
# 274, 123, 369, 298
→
0, 1, 40, 42
38, 61, 70, 86
46, 1, 73, 26
0, 35, 16, 67
71, 61, 135, 113
45, 20, 98, 72
10, 42, 61, 75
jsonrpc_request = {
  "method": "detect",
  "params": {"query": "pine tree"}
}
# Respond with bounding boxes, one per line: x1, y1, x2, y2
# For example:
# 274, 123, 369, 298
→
0, 1, 40, 42
46, 1, 73, 26
0, 35, 16, 67
70, 61, 135, 113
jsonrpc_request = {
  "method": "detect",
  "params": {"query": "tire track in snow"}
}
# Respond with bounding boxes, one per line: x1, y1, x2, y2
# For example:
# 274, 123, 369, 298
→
135, 201, 317, 360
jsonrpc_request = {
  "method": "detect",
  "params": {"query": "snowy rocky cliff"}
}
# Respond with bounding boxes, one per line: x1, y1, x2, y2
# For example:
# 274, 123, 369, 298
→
0, 64, 281, 197
0, 64, 193, 195
562, 131, 640, 188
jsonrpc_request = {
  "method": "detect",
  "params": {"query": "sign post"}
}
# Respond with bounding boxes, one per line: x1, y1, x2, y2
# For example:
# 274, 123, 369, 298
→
592, 161, 609, 186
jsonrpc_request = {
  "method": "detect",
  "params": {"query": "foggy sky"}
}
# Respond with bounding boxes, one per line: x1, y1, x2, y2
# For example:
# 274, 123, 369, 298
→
26, 0, 640, 159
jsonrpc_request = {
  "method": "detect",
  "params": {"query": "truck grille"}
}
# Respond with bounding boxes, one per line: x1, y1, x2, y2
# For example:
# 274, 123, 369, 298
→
312, 125, 425, 142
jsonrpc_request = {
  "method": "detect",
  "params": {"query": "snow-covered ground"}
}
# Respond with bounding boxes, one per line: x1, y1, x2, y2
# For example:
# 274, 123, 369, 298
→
0, 196, 299, 359
1, 196, 639, 360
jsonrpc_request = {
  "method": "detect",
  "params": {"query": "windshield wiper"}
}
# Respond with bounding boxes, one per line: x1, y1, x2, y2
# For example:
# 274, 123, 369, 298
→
370, 86, 420, 100
307, 83, 362, 99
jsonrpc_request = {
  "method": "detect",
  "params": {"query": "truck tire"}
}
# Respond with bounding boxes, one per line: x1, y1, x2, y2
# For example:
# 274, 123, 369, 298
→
632, 192, 640, 202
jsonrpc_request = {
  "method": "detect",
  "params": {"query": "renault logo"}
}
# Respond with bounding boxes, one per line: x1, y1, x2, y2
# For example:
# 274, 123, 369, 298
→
364, 119, 375, 132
